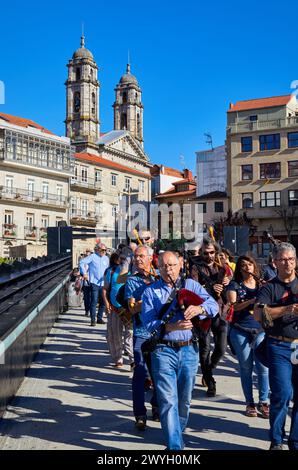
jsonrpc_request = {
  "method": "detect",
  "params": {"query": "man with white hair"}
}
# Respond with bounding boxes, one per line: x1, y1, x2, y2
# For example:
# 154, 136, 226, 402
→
254, 242, 298, 450
141, 250, 219, 450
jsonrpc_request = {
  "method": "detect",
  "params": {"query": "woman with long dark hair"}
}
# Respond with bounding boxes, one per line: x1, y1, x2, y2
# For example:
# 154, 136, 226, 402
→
226, 255, 269, 418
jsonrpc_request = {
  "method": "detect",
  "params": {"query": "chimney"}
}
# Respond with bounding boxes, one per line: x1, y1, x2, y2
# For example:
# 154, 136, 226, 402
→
183, 169, 193, 180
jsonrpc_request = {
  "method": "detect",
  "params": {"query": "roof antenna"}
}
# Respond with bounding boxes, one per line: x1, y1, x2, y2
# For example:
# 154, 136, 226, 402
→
204, 132, 213, 150
179, 154, 186, 170
127, 50, 131, 74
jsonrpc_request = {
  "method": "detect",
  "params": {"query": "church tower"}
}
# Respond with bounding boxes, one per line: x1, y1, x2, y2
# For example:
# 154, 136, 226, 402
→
65, 35, 100, 152
113, 63, 144, 147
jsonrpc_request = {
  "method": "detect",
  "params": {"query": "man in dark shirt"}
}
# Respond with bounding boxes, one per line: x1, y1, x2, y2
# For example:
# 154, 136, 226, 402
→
191, 237, 232, 397
254, 242, 298, 451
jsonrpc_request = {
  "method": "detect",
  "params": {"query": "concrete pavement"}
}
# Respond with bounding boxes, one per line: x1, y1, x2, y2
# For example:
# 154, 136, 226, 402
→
0, 307, 283, 450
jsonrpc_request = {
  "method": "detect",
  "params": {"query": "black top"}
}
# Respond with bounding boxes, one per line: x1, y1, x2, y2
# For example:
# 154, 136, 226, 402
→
227, 281, 260, 329
256, 276, 298, 339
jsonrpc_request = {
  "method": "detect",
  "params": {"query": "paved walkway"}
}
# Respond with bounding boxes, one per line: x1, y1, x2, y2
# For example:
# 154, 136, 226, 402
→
0, 307, 280, 450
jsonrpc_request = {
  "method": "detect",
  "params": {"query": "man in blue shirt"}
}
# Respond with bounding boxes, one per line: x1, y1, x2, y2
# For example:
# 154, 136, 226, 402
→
79, 243, 110, 326
124, 245, 159, 430
141, 250, 219, 450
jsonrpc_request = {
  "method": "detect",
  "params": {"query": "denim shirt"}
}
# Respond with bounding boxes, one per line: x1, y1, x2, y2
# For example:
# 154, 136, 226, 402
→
125, 273, 156, 338
141, 278, 219, 342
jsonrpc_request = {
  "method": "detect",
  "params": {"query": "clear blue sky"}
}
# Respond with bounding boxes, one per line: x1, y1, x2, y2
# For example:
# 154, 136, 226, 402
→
0, 0, 296, 172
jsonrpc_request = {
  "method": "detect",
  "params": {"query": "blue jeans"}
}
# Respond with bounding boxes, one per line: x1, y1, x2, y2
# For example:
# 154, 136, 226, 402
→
229, 327, 269, 405
267, 337, 298, 450
151, 343, 199, 450
82, 284, 91, 314
132, 336, 158, 417
90, 284, 104, 322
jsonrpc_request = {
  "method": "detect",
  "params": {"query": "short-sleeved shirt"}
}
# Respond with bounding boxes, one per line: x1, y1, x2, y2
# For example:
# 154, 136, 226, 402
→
226, 280, 260, 329
125, 273, 156, 338
104, 266, 122, 308
256, 277, 298, 339
141, 278, 219, 342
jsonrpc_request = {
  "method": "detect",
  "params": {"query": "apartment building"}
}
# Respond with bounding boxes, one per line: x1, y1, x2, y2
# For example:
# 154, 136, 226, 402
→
226, 94, 298, 256
0, 112, 73, 257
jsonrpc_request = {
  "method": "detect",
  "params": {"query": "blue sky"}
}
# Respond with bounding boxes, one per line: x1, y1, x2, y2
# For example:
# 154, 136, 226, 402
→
0, 0, 297, 172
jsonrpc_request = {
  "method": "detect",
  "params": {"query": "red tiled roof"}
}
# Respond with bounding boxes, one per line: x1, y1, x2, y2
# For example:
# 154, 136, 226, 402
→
228, 94, 292, 112
150, 164, 183, 178
0, 112, 54, 135
75, 152, 151, 178
173, 178, 196, 186
155, 189, 197, 199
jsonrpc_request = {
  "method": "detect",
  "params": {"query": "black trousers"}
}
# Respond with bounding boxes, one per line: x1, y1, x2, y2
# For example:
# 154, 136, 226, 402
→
198, 314, 228, 382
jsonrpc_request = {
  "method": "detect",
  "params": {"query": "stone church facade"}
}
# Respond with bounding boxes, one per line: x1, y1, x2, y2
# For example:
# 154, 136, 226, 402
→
66, 36, 152, 259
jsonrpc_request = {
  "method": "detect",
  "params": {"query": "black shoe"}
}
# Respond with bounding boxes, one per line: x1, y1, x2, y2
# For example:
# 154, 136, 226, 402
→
269, 443, 283, 450
97, 319, 105, 324
85, 312, 89, 316
152, 407, 160, 422
90, 321, 96, 326
135, 416, 147, 430
206, 378, 216, 397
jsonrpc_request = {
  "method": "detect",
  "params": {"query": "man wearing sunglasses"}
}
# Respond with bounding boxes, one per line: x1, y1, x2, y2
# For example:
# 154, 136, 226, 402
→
254, 242, 298, 450
191, 237, 231, 397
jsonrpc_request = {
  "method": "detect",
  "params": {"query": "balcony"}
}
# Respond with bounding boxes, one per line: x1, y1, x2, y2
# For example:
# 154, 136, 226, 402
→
70, 210, 97, 227
0, 186, 68, 209
227, 116, 298, 134
24, 226, 37, 240
2, 223, 17, 238
70, 177, 102, 194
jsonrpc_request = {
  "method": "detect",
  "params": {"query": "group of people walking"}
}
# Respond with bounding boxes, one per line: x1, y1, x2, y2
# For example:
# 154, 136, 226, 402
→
75, 231, 298, 451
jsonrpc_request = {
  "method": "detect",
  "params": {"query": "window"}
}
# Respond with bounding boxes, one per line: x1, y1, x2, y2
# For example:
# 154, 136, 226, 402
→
260, 191, 281, 207
122, 92, 127, 104
41, 216, 49, 228
81, 167, 88, 183
139, 180, 145, 193
81, 199, 88, 216
137, 114, 141, 137
125, 177, 131, 192
57, 185, 63, 203
214, 201, 224, 212
242, 193, 253, 209
289, 190, 298, 206
27, 180, 34, 200
5, 176, 13, 194
76, 68, 81, 81
70, 197, 77, 217
26, 213, 34, 229
241, 164, 253, 180
95, 201, 103, 216
288, 132, 298, 148
260, 163, 280, 179
111, 174, 117, 186
74, 91, 80, 113
249, 115, 258, 121
42, 183, 49, 201
288, 161, 298, 177
4, 211, 13, 225
95, 170, 102, 187
199, 203, 207, 214
56, 217, 63, 227
241, 136, 252, 152
92, 93, 95, 115
259, 134, 280, 151
121, 113, 127, 129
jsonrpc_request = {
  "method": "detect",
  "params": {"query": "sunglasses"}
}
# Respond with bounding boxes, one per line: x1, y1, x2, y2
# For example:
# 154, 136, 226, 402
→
202, 251, 215, 256
140, 237, 151, 242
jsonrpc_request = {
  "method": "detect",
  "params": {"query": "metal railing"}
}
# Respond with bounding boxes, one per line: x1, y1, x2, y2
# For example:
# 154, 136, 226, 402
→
227, 116, 298, 134
70, 177, 102, 191
0, 186, 67, 207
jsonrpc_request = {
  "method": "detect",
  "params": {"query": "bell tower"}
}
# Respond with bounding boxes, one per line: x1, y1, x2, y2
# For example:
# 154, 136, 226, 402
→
113, 63, 144, 147
65, 35, 100, 152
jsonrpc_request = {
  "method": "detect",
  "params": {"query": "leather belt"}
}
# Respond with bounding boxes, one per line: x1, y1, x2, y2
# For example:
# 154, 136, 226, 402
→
268, 335, 298, 344
159, 339, 193, 348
